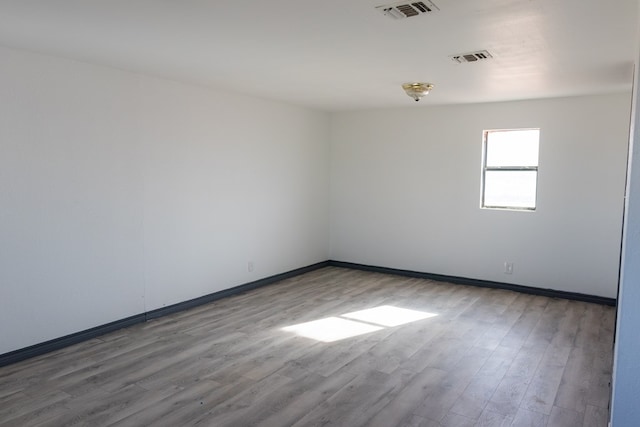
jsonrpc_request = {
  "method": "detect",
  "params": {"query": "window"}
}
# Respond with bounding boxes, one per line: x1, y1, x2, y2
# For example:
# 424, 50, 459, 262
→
481, 128, 539, 210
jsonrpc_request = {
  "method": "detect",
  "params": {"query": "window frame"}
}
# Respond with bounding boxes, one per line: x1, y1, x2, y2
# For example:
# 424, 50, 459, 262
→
480, 128, 540, 211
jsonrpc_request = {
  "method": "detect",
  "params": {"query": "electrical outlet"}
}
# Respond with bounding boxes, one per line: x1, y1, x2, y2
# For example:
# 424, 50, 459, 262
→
248, 261, 254, 272
504, 262, 514, 275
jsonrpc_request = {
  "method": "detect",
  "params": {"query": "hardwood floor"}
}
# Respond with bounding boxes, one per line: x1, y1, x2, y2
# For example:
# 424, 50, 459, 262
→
0, 267, 614, 426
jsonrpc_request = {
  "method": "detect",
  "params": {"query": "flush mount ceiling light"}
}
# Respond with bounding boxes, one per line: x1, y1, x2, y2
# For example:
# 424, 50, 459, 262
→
402, 82, 434, 101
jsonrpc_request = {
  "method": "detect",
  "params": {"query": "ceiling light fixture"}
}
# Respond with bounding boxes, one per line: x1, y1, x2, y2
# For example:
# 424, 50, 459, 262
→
402, 82, 434, 101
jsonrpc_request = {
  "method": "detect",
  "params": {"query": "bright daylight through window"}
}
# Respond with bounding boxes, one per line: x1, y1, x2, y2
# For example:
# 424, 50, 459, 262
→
481, 128, 540, 210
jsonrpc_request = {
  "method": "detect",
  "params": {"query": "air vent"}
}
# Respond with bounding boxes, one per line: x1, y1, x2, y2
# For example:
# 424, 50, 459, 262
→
450, 50, 493, 63
376, 1, 439, 19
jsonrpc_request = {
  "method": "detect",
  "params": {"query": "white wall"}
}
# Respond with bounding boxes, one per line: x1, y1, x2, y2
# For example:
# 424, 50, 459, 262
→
139, 76, 329, 311
330, 94, 631, 298
0, 45, 329, 355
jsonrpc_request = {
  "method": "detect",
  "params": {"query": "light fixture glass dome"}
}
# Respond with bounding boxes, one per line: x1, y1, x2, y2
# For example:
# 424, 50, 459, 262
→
402, 82, 434, 101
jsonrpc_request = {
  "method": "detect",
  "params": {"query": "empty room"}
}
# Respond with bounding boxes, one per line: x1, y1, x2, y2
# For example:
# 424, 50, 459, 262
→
2, 0, 640, 426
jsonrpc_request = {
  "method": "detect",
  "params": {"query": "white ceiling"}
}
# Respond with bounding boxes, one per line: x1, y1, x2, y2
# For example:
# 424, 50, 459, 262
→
0, 0, 636, 111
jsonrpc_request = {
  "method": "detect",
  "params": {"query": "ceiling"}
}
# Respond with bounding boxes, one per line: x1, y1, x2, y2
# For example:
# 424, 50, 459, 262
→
0, 0, 636, 111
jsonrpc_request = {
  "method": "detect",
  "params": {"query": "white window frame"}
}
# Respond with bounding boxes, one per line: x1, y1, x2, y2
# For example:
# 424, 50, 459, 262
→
481, 128, 539, 211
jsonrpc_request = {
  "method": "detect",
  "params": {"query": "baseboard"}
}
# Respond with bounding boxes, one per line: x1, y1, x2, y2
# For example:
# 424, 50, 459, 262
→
328, 260, 617, 307
0, 314, 146, 368
0, 260, 330, 368
1, 259, 614, 367
145, 261, 330, 320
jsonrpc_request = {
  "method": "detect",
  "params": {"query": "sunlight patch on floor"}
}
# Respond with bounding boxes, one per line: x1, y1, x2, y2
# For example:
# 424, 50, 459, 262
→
342, 305, 437, 327
281, 305, 437, 342
281, 317, 383, 342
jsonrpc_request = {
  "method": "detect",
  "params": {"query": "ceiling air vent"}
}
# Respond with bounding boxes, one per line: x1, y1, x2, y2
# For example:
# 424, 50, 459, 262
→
451, 50, 493, 63
376, 1, 439, 20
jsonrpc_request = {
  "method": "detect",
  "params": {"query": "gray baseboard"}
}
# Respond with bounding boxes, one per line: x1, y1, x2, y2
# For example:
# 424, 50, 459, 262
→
0, 261, 330, 368
328, 260, 616, 306
1, 259, 614, 368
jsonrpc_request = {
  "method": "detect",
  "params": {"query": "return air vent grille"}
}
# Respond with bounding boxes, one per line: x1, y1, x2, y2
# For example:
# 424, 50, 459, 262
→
376, 1, 439, 19
451, 50, 493, 63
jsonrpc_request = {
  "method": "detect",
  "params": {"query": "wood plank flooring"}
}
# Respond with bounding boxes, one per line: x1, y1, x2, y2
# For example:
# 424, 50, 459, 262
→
0, 267, 614, 426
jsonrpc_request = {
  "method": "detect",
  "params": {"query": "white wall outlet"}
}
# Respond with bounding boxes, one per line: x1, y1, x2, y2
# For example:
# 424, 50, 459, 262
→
248, 261, 254, 272
504, 262, 514, 274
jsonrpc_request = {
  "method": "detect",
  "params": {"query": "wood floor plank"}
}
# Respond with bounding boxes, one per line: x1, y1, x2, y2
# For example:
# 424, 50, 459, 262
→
482, 345, 547, 417
475, 408, 515, 427
0, 399, 70, 427
511, 407, 549, 427
196, 371, 339, 426
549, 301, 583, 348
523, 299, 569, 350
177, 374, 295, 427
574, 302, 602, 349
585, 341, 614, 410
0, 390, 70, 426
366, 367, 448, 427
37, 384, 158, 427
0, 267, 615, 427
256, 369, 358, 427
287, 326, 395, 377
553, 346, 595, 414
108, 379, 228, 426
520, 345, 571, 415
440, 412, 476, 427
583, 404, 609, 427
413, 345, 493, 422
290, 368, 412, 427
499, 304, 548, 350
401, 414, 441, 427
548, 405, 584, 426
342, 317, 443, 375
449, 345, 519, 419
